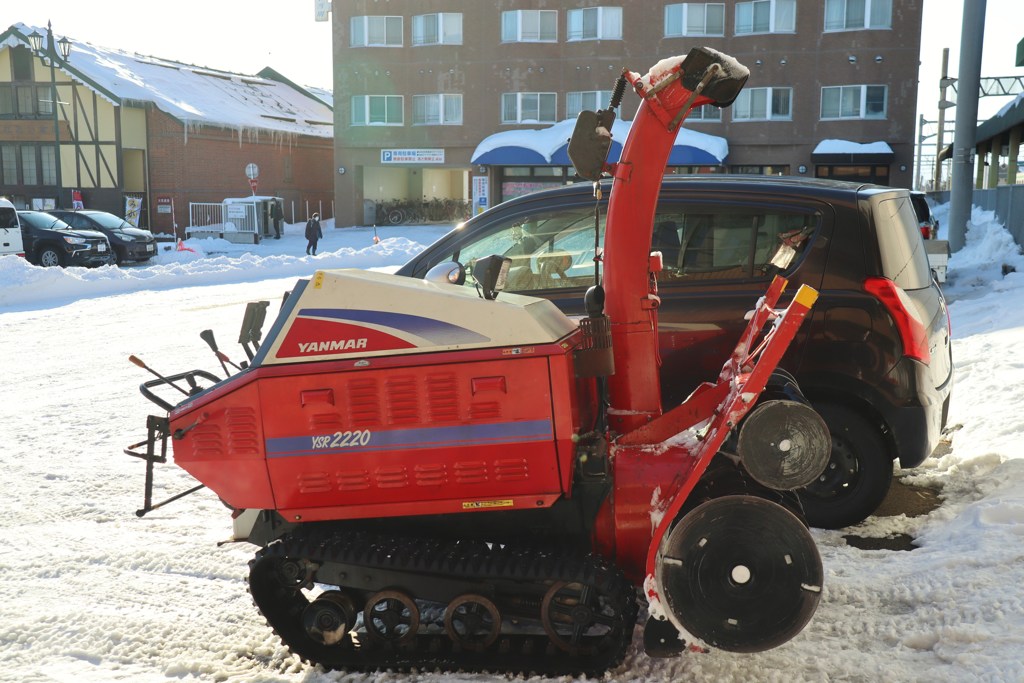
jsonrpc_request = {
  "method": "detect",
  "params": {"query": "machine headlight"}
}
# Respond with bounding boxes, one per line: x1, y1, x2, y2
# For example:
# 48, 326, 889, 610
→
63, 235, 87, 245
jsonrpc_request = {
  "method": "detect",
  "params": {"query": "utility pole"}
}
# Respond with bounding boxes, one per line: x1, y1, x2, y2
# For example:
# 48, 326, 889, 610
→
935, 49, 952, 191
948, 1, 987, 252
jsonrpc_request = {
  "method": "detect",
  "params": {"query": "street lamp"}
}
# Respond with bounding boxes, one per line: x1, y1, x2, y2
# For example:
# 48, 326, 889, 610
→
27, 22, 72, 209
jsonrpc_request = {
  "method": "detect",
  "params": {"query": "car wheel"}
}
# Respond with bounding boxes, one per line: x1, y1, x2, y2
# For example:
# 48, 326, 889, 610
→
38, 246, 64, 268
111, 248, 123, 266
798, 403, 893, 529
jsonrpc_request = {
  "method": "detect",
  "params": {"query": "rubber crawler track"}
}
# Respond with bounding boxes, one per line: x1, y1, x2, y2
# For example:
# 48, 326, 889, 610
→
249, 530, 639, 677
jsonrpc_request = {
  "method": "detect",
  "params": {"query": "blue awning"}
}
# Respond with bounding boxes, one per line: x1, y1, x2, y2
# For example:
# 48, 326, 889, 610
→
471, 146, 550, 166
472, 118, 728, 167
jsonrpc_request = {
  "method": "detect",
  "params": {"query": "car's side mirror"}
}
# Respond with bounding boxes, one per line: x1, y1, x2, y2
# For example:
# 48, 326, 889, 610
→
425, 260, 466, 286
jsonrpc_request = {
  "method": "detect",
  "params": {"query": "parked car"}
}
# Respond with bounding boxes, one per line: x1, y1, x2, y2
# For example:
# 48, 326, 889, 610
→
910, 191, 939, 239
17, 210, 114, 268
0, 197, 25, 258
910, 191, 949, 283
396, 176, 954, 529
50, 209, 157, 264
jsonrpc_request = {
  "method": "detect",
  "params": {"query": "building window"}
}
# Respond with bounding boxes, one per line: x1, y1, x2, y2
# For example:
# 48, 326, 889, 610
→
731, 165, 791, 175
733, 87, 792, 120
351, 95, 404, 126
40, 145, 56, 186
412, 13, 462, 45
350, 16, 403, 47
0, 145, 17, 184
501, 10, 558, 43
502, 92, 557, 123
0, 88, 13, 118
567, 7, 623, 41
413, 94, 463, 125
824, 0, 892, 31
16, 86, 36, 117
664, 3, 726, 37
735, 0, 796, 34
688, 104, 723, 121
11, 46, 32, 81
36, 86, 53, 116
566, 91, 613, 118
21, 146, 38, 185
821, 85, 887, 119
816, 164, 889, 183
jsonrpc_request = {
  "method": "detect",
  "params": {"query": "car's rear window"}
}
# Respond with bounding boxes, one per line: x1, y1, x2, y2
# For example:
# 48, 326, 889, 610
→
874, 195, 932, 290
910, 194, 931, 223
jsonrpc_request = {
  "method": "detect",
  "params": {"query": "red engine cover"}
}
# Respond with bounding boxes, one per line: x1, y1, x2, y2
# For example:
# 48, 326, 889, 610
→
170, 342, 583, 523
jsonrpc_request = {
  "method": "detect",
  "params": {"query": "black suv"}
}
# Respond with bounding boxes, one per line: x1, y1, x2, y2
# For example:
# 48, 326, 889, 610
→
17, 210, 114, 268
396, 176, 954, 528
51, 209, 157, 264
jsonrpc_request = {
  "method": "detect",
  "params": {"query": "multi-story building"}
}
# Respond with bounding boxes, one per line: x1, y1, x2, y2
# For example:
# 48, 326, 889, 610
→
331, 0, 923, 226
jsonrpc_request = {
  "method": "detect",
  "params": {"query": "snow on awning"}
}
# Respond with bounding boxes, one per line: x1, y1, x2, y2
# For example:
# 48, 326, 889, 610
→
472, 118, 729, 167
811, 139, 894, 164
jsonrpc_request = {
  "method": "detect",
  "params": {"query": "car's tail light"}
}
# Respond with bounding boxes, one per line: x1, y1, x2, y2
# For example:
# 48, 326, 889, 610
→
864, 277, 930, 364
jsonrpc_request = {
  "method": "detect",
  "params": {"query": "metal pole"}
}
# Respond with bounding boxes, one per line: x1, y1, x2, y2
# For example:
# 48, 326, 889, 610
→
916, 114, 925, 190
47, 23, 63, 209
935, 49, 950, 192
948, 0, 987, 252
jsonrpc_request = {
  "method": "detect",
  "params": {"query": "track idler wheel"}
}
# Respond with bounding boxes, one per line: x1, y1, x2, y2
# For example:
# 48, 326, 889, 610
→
655, 495, 822, 652
541, 580, 620, 655
363, 590, 420, 644
444, 594, 501, 651
736, 399, 831, 490
302, 590, 358, 646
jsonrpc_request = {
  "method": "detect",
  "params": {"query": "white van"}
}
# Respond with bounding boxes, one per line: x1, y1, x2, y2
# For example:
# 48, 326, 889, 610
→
0, 198, 25, 258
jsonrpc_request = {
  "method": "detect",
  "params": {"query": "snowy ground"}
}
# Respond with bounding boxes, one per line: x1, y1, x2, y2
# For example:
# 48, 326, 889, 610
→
1, 213, 1023, 682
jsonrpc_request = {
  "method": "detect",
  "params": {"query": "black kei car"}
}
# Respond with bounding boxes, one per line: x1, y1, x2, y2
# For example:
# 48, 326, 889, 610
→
17, 210, 114, 268
50, 209, 157, 264
396, 176, 954, 529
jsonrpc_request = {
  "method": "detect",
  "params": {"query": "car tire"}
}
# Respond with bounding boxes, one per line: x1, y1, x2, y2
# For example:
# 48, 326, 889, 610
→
798, 403, 893, 529
111, 248, 123, 266
38, 246, 64, 268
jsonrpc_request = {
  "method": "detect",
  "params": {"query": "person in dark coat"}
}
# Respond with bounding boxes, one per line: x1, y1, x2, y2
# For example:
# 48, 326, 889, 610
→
305, 213, 323, 255
271, 201, 283, 239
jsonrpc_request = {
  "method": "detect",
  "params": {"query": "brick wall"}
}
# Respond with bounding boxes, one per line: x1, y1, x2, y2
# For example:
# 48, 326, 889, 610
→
146, 108, 334, 236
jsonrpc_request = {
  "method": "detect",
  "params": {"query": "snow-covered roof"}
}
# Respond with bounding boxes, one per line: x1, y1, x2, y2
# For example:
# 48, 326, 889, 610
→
813, 139, 894, 155
2, 23, 334, 139
472, 117, 729, 166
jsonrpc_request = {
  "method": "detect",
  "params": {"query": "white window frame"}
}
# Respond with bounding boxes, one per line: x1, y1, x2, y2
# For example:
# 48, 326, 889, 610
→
688, 104, 723, 121
501, 92, 558, 124
412, 94, 463, 125
824, 0, 892, 31
350, 16, 404, 47
735, 0, 796, 35
351, 95, 404, 126
501, 10, 558, 43
820, 85, 888, 120
567, 7, 623, 41
412, 13, 463, 46
664, 3, 726, 37
732, 87, 793, 121
566, 91, 614, 119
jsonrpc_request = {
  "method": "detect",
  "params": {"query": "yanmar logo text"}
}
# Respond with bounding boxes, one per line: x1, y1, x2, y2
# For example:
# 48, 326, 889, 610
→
297, 339, 368, 353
